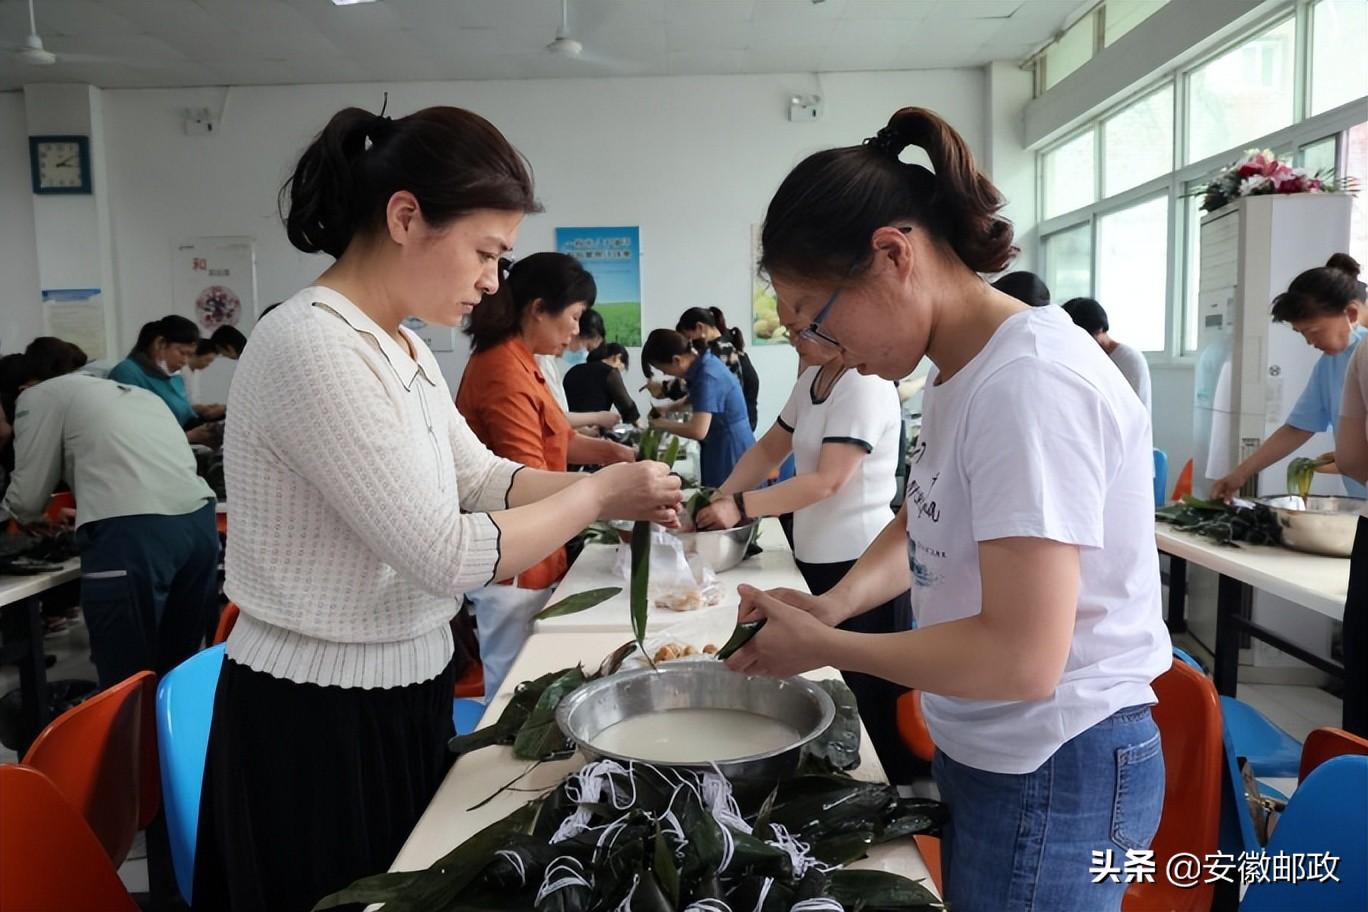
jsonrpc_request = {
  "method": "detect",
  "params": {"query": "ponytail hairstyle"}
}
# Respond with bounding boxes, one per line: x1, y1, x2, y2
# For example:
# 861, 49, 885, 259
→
677, 306, 745, 351
1271, 253, 1364, 323
640, 328, 703, 379
760, 107, 1016, 284
130, 315, 199, 357
589, 341, 629, 370
465, 252, 596, 351
280, 105, 541, 259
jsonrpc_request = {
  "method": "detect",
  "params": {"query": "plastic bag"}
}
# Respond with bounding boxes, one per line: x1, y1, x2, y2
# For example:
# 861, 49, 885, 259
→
612, 526, 721, 613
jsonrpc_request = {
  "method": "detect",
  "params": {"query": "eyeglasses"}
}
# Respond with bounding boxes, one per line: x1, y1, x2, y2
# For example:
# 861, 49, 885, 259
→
798, 286, 844, 349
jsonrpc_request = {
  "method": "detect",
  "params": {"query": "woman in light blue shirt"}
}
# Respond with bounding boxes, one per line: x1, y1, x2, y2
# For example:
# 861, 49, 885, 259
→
108, 315, 224, 443
1212, 254, 1367, 500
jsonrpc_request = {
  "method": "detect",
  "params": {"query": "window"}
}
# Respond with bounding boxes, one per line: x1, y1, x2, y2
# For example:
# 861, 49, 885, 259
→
1096, 197, 1170, 352
1348, 121, 1368, 270
1298, 136, 1338, 175
1104, 0, 1169, 46
1044, 11, 1097, 91
1043, 130, 1096, 219
1043, 224, 1093, 304
1103, 85, 1174, 196
1186, 18, 1296, 164
1310, 0, 1368, 115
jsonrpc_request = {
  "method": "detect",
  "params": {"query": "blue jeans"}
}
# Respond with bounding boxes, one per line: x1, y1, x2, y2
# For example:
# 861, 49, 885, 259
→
933, 704, 1164, 912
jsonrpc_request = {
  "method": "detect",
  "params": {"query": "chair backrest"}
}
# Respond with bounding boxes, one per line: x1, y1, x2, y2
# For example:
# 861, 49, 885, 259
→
211, 601, 239, 646
0, 765, 139, 912
21, 670, 155, 866
1126, 656, 1224, 911
1153, 448, 1169, 507
156, 643, 225, 905
895, 690, 936, 763
1241, 755, 1368, 912
1299, 727, 1368, 783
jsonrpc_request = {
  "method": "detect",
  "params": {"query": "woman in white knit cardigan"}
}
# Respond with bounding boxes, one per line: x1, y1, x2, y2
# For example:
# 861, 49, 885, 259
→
192, 105, 681, 912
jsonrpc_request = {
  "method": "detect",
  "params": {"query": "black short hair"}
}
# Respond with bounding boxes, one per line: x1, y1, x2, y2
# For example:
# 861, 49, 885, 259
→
577, 309, 605, 342
210, 325, 248, 355
132, 315, 199, 355
589, 341, 629, 369
1062, 297, 1109, 334
992, 271, 1052, 308
465, 252, 597, 351
195, 338, 219, 357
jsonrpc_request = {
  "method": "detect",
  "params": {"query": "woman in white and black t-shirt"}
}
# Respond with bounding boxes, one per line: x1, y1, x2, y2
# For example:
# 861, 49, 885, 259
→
724, 107, 1171, 912
696, 304, 913, 777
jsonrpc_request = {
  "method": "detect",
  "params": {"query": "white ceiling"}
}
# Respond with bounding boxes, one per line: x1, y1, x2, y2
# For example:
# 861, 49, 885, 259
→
0, 0, 1083, 91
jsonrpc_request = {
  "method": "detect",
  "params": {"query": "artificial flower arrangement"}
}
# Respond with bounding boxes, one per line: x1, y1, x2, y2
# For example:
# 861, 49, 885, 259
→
1199, 148, 1345, 213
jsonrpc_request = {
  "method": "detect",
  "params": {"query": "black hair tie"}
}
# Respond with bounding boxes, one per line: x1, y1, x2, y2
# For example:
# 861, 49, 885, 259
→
863, 125, 904, 157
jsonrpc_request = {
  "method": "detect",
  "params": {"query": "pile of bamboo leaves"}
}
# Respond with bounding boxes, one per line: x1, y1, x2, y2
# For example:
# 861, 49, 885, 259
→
1155, 496, 1282, 547
315, 758, 945, 911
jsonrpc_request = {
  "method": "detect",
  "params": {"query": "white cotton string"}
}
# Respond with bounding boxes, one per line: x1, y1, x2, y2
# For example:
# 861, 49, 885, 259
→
552, 758, 635, 844
683, 900, 733, 912
790, 899, 845, 912
701, 767, 751, 835
766, 823, 836, 879
612, 872, 640, 912
493, 849, 526, 887
750, 877, 774, 912
717, 821, 736, 874
821, 792, 858, 812
535, 856, 591, 906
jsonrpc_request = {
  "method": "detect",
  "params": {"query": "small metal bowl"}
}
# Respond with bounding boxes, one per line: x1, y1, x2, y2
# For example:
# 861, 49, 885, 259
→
1257, 495, 1365, 557
608, 520, 757, 573
556, 662, 834, 780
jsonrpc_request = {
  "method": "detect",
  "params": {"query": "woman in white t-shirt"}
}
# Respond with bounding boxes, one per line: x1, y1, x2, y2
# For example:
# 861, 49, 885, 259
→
724, 107, 1172, 912
696, 299, 913, 777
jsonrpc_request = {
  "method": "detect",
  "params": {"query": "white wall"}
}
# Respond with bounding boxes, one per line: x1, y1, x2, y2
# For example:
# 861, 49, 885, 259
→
0, 92, 41, 353
10, 68, 994, 428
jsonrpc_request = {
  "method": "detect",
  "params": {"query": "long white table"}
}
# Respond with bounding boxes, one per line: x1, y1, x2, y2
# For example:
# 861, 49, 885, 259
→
1156, 527, 1351, 696
535, 517, 804, 634
0, 559, 81, 751
391, 631, 935, 894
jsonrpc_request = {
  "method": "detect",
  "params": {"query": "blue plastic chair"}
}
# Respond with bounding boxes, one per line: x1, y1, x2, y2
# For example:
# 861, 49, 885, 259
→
453, 698, 484, 735
1240, 755, 1368, 911
1154, 448, 1169, 507
1171, 648, 1303, 779
155, 644, 225, 905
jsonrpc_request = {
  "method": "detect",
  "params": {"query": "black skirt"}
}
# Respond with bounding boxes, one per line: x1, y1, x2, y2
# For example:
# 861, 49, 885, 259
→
192, 656, 457, 912
793, 557, 926, 783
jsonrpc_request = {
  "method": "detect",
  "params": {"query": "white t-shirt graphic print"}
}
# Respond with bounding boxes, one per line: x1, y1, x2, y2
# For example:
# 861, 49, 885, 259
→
905, 306, 1170, 775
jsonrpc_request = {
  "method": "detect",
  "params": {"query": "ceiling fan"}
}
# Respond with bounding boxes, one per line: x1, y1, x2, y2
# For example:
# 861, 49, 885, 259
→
7, 0, 155, 67
545, 0, 627, 70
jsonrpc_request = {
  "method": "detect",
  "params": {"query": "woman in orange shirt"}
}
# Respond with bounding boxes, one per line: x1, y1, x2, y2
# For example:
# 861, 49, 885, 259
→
456, 252, 635, 689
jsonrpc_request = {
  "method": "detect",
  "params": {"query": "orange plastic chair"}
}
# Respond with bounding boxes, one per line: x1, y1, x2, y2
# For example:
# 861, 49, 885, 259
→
454, 658, 486, 699
21, 670, 156, 866
1122, 656, 1223, 912
1170, 458, 1193, 502
1299, 727, 1368, 783
913, 833, 944, 897
895, 690, 935, 763
212, 601, 240, 646
45, 489, 76, 522
0, 764, 139, 912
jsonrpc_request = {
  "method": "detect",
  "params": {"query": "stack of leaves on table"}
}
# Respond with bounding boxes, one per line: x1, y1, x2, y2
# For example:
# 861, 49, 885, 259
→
1155, 496, 1282, 547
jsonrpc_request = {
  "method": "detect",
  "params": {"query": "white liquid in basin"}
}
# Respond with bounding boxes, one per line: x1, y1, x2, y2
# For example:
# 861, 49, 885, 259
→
589, 708, 801, 763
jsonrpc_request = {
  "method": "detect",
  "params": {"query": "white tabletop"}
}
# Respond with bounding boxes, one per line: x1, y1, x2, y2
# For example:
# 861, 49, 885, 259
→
391, 631, 934, 893
1155, 528, 1348, 621
534, 517, 804, 634
0, 559, 81, 609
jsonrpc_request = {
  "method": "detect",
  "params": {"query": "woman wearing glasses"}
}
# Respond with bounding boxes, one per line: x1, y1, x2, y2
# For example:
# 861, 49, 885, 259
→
694, 299, 915, 780
723, 107, 1170, 912
643, 328, 755, 487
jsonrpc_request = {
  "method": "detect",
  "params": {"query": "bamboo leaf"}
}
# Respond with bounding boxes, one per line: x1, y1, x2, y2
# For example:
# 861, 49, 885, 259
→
311, 803, 538, 910
630, 519, 653, 667
715, 619, 765, 661
803, 678, 862, 772
638, 428, 661, 462
652, 824, 681, 907
826, 869, 942, 910
660, 434, 682, 466
512, 667, 586, 760
534, 587, 622, 620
